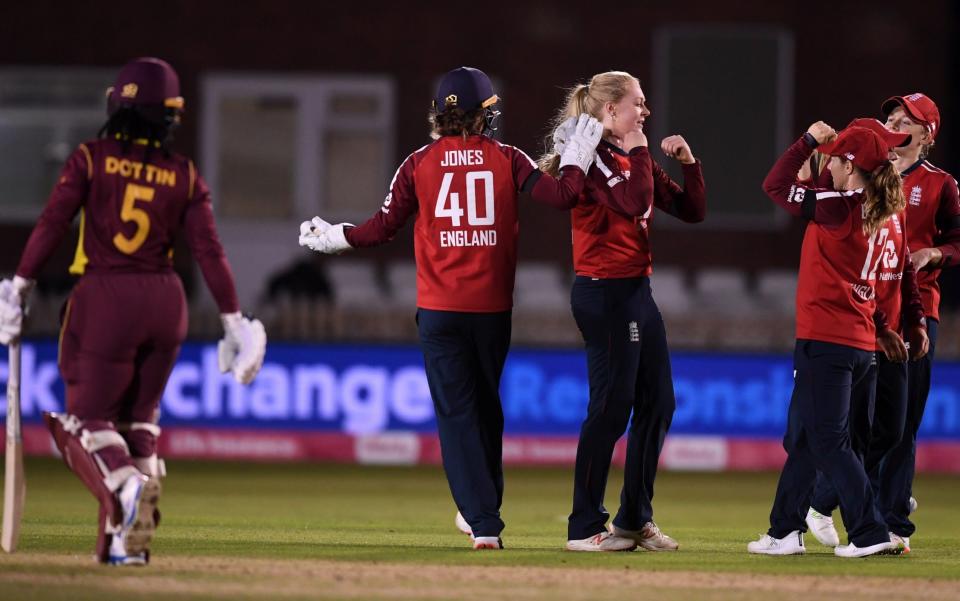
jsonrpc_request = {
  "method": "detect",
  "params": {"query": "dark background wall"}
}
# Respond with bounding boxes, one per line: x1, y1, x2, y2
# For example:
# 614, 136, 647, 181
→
2, 0, 958, 294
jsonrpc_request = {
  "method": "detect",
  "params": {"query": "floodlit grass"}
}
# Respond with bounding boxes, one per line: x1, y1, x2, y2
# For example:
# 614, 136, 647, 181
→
1, 457, 958, 600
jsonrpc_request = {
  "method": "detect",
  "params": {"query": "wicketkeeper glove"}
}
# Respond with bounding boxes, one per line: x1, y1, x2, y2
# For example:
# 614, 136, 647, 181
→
552, 116, 578, 155
217, 312, 267, 385
559, 114, 604, 174
0, 276, 34, 346
298, 216, 354, 254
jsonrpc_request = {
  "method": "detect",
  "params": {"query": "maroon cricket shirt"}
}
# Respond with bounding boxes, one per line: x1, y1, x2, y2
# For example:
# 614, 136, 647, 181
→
16, 138, 239, 314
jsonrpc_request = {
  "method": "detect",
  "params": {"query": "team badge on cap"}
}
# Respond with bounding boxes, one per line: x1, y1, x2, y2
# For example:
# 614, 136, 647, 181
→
817, 126, 892, 173
433, 67, 498, 112
881, 92, 941, 140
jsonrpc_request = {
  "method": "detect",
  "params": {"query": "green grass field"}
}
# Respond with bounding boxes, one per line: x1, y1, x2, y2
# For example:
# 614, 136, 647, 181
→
1, 457, 958, 600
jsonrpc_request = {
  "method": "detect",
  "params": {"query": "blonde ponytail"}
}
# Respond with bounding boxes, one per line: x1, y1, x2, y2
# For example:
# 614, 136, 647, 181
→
537, 72, 638, 176
861, 162, 906, 235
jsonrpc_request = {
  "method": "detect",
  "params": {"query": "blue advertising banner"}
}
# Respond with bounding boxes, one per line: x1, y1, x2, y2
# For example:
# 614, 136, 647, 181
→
2, 340, 959, 440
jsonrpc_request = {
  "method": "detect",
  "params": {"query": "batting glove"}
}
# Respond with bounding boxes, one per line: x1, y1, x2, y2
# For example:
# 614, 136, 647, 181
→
0, 276, 34, 345
218, 312, 267, 385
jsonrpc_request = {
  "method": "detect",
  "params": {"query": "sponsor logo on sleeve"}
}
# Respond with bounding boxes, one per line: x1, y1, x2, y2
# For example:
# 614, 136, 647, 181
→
787, 185, 807, 204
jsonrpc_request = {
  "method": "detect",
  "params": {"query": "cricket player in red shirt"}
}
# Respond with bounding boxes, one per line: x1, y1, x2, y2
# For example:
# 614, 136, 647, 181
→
749, 122, 910, 558
801, 118, 929, 552
0, 58, 266, 565
299, 67, 602, 549
875, 93, 960, 546
540, 71, 706, 552
800, 118, 927, 551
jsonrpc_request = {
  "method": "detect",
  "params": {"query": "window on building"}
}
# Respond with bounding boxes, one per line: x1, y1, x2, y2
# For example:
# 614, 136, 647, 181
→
200, 75, 395, 224
0, 68, 112, 222
199, 74, 395, 308
649, 26, 795, 228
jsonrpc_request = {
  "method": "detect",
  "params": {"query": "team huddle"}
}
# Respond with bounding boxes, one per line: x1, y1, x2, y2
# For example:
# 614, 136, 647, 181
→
0, 57, 956, 563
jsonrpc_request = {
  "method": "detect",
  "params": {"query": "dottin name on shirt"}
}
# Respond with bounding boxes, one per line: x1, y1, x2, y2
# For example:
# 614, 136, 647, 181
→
440, 229, 497, 247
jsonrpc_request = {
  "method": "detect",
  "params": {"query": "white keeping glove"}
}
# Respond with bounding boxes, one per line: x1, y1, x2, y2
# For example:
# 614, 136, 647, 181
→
0, 276, 34, 346
298, 216, 330, 250
217, 312, 267, 385
552, 116, 578, 155
298, 216, 354, 254
560, 114, 604, 174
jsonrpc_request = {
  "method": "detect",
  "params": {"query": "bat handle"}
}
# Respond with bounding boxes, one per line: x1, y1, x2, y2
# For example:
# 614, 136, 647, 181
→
6, 341, 21, 441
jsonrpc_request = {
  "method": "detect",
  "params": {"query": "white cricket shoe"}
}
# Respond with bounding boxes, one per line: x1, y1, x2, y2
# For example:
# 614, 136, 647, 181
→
909, 496, 918, 514
107, 536, 146, 566
747, 530, 805, 555
610, 522, 679, 551
115, 473, 161, 559
455, 511, 472, 536
473, 536, 503, 550
805, 508, 840, 547
455, 512, 502, 548
889, 533, 911, 554
834, 538, 900, 558
566, 531, 637, 552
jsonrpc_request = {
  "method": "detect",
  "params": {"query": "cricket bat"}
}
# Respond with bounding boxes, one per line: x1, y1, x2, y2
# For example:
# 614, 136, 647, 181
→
2, 341, 25, 552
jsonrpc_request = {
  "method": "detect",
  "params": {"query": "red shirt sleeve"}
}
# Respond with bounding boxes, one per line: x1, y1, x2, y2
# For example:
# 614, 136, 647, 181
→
16, 144, 91, 279
763, 136, 852, 228
525, 166, 585, 210
900, 251, 925, 328
182, 166, 240, 313
873, 307, 889, 332
586, 147, 654, 217
506, 144, 537, 192
345, 152, 419, 248
934, 175, 960, 267
652, 159, 706, 223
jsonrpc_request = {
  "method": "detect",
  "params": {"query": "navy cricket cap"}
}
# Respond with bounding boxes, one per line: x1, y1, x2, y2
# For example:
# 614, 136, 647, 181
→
433, 67, 499, 112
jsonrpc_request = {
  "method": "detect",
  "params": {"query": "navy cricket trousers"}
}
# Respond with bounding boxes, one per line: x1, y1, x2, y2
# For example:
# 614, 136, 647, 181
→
880, 318, 938, 537
809, 352, 905, 516
568, 276, 676, 540
768, 340, 888, 547
417, 308, 511, 538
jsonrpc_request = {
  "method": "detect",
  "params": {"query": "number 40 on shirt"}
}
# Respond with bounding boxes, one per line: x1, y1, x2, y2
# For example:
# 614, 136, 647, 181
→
435, 171, 495, 227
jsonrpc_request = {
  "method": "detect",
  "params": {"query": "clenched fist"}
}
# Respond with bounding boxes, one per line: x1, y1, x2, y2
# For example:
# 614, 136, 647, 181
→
661, 135, 695, 164
807, 121, 837, 146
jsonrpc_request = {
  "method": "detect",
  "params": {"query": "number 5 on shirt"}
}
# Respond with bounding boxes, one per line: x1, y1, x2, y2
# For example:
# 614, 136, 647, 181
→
435, 171, 495, 227
113, 183, 155, 254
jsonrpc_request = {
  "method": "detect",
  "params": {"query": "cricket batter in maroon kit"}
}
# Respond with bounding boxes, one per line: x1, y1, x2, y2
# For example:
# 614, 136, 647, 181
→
0, 57, 266, 565
300, 67, 603, 549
